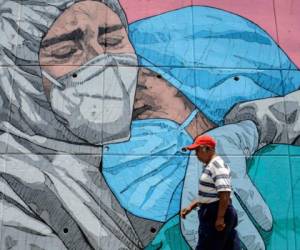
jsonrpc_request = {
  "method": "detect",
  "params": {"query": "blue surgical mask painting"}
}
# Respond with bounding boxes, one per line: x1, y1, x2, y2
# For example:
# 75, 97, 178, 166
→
103, 109, 198, 221
42, 53, 138, 145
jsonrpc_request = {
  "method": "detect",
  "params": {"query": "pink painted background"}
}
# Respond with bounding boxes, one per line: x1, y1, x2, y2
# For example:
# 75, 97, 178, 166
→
120, 0, 300, 68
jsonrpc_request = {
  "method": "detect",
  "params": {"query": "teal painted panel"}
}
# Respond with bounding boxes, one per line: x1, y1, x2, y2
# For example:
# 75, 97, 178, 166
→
248, 144, 299, 250
148, 144, 300, 250
145, 215, 191, 250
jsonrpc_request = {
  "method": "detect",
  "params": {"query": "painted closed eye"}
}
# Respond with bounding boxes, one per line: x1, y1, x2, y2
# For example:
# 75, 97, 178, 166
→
50, 46, 78, 59
98, 36, 124, 48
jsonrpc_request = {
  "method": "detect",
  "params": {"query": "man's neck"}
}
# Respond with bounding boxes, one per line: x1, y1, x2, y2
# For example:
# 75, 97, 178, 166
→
204, 153, 218, 165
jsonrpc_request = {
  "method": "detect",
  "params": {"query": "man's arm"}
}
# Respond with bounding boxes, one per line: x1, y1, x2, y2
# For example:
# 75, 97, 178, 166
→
189, 199, 201, 210
211, 159, 232, 231
215, 191, 231, 231
180, 199, 201, 219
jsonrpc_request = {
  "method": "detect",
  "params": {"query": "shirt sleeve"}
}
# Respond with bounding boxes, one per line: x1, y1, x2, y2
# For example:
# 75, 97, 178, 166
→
211, 161, 232, 192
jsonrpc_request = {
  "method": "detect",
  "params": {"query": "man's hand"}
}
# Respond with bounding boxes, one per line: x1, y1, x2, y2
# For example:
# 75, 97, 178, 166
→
180, 207, 192, 219
215, 217, 226, 231
181, 200, 201, 219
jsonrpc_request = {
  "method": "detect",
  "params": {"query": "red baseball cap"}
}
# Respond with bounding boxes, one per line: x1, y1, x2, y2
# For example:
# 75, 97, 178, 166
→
185, 134, 216, 150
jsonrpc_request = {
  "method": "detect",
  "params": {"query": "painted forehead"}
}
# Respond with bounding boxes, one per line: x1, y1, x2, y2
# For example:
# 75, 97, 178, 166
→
45, 1, 124, 37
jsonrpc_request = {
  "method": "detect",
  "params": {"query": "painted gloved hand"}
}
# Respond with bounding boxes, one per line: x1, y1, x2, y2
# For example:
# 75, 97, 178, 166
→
225, 90, 300, 147
181, 120, 272, 250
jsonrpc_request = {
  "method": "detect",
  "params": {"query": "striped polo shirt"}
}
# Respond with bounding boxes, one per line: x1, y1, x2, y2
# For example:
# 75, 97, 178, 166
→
198, 155, 232, 204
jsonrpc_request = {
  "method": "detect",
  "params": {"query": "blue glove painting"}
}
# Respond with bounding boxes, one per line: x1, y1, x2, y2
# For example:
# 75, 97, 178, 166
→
182, 89, 300, 249
181, 121, 272, 249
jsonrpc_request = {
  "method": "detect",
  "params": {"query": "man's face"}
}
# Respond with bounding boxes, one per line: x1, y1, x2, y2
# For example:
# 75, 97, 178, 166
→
195, 147, 210, 163
39, 0, 135, 96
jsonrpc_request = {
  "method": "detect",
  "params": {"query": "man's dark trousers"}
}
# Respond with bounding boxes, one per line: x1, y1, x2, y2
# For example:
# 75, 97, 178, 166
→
196, 201, 241, 250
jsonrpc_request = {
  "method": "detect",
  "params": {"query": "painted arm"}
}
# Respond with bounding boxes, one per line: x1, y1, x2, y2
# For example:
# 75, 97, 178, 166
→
0, 137, 144, 250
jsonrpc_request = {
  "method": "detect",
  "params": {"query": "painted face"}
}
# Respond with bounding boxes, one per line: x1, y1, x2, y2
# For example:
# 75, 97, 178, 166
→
39, 1, 138, 145
39, 0, 135, 94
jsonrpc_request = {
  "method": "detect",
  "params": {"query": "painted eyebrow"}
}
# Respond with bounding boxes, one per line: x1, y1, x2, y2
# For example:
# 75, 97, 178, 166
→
41, 28, 84, 48
98, 24, 123, 37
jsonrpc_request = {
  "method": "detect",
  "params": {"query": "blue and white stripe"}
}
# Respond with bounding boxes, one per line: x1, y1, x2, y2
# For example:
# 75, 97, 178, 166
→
198, 156, 232, 204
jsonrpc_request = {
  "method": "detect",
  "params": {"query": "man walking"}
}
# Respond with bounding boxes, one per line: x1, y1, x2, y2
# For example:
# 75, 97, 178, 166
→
181, 135, 241, 250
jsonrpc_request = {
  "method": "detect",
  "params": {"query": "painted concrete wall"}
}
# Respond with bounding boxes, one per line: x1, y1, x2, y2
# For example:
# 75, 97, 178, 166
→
0, 0, 299, 249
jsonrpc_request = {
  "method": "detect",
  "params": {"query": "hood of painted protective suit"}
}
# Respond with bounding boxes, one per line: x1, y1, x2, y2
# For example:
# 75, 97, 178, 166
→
0, 0, 128, 152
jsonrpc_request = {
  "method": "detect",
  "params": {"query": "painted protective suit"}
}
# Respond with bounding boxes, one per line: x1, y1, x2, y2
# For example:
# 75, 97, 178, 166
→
0, 1, 161, 249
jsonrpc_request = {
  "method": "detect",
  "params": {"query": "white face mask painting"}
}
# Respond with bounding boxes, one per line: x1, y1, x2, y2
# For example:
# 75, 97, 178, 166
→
42, 53, 138, 145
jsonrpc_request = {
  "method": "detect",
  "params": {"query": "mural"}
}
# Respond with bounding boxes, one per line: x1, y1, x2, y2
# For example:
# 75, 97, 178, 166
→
0, 0, 299, 250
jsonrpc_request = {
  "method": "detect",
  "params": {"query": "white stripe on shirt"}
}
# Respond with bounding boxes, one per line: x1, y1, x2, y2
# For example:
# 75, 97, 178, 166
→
198, 156, 232, 204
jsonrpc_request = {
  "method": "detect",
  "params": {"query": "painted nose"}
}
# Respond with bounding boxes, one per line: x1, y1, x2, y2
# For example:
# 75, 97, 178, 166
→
85, 39, 105, 62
